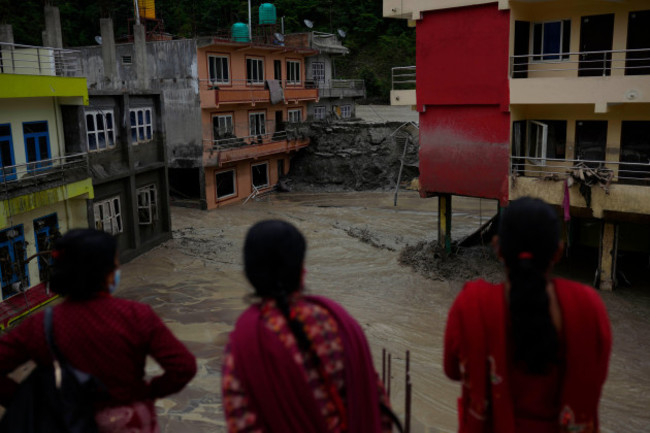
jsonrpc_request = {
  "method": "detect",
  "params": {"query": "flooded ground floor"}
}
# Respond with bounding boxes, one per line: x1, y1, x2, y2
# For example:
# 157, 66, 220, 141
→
117, 191, 650, 433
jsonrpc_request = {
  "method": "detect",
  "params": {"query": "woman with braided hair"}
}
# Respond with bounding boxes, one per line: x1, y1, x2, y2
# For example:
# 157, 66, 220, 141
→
444, 197, 612, 433
222, 220, 394, 433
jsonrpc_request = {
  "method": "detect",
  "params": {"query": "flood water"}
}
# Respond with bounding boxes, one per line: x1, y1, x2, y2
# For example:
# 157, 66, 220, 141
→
117, 191, 650, 433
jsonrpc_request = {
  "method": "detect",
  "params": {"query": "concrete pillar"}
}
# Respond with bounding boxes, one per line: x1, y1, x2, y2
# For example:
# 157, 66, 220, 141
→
599, 222, 618, 290
42, 5, 63, 48
0, 24, 14, 43
133, 24, 149, 89
438, 194, 452, 253
100, 18, 117, 82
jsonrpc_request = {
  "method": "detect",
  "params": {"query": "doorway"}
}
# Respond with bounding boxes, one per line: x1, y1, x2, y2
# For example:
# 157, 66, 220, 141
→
274, 60, 282, 81
33, 213, 59, 282
626, 10, 650, 75
578, 14, 614, 77
575, 120, 607, 164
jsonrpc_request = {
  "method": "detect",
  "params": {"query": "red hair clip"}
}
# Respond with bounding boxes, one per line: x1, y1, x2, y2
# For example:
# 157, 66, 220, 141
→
51, 250, 62, 260
518, 251, 533, 260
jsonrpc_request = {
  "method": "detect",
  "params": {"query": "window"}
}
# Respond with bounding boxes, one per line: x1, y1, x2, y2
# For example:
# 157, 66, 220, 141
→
287, 60, 301, 84
274, 60, 282, 80
208, 55, 230, 84
94, 196, 123, 234
0, 225, 29, 300
288, 109, 302, 123
130, 107, 153, 144
0, 124, 16, 180
23, 121, 51, 170
251, 162, 269, 188
247, 58, 264, 84
524, 120, 567, 165
341, 105, 352, 119
85, 110, 115, 152
137, 184, 158, 225
213, 114, 234, 139
216, 169, 236, 199
121, 56, 132, 65
313, 106, 326, 120
532, 20, 571, 61
249, 112, 266, 136
33, 213, 59, 282
311, 62, 325, 86
619, 121, 650, 183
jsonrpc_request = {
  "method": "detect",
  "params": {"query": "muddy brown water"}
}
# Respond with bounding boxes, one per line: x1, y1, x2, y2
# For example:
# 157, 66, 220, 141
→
115, 191, 650, 433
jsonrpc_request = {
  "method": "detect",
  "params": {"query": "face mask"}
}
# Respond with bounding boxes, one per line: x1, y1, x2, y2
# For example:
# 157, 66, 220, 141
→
109, 269, 121, 294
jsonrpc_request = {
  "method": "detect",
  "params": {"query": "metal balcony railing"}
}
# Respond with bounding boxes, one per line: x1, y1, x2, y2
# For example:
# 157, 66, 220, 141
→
203, 128, 304, 151
392, 66, 416, 90
0, 42, 82, 77
0, 153, 89, 186
510, 48, 650, 78
199, 78, 318, 90
316, 79, 365, 98
511, 155, 650, 185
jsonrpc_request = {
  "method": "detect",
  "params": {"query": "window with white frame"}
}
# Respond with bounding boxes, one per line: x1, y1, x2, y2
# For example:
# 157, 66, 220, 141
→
208, 55, 230, 84
532, 20, 571, 61
313, 106, 326, 120
249, 112, 266, 136
130, 107, 153, 144
85, 110, 115, 152
213, 114, 234, 139
94, 196, 123, 234
251, 162, 269, 189
137, 184, 158, 225
311, 62, 325, 86
216, 169, 236, 199
526, 120, 549, 165
341, 105, 352, 119
288, 109, 302, 123
287, 60, 301, 84
246, 58, 264, 84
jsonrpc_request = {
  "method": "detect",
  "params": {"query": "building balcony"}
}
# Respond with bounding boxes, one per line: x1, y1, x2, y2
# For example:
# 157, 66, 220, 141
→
317, 79, 365, 99
0, 42, 87, 104
390, 66, 416, 106
199, 79, 319, 109
510, 49, 650, 109
203, 129, 309, 167
510, 155, 650, 218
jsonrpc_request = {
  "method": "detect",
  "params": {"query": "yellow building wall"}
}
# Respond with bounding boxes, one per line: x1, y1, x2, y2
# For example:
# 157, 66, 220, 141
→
0, 97, 67, 164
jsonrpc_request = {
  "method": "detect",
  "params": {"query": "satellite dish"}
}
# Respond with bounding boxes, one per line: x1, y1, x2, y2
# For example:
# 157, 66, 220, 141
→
274, 33, 285, 42
94, 35, 103, 45
304, 19, 314, 28
337, 29, 346, 38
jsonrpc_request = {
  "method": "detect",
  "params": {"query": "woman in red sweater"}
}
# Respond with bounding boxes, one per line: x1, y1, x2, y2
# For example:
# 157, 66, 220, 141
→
444, 197, 612, 433
0, 229, 196, 432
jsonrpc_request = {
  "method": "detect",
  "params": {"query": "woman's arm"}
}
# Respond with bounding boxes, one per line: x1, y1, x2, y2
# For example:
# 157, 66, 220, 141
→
0, 314, 42, 406
443, 296, 463, 381
222, 344, 262, 433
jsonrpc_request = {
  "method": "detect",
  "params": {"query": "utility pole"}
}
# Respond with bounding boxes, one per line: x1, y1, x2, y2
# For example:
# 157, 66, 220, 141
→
248, 0, 252, 40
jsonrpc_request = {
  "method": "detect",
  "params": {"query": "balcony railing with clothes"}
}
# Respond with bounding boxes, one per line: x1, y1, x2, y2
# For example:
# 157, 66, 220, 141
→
199, 78, 318, 106
203, 129, 308, 165
392, 66, 416, 90
510, 48, 650, 78
317, 79, 365, 99
511, 155, 650, 186
0, 153, 89, 189
0, 42, 82, 77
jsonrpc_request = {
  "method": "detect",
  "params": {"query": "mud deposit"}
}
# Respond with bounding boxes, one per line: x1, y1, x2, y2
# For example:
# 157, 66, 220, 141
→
116, 191, 650, 433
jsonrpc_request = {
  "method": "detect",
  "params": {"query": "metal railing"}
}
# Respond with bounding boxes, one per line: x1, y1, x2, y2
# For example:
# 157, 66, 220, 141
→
510, 48, 650, 78
511, 155, 650, 185
392, 66, 416, 90
316, 79, 365, 98
203, 129, 304, 151
1, 153, 89, 186
199, 78, 318, 90
0, 42, 82, 77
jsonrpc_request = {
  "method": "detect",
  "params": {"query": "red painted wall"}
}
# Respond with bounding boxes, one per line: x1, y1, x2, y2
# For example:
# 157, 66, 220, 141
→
416, 3, 510, 205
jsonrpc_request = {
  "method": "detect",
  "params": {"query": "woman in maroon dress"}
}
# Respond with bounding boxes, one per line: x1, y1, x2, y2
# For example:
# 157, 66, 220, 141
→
444, 197, 612, 433
0, 229, 196, 432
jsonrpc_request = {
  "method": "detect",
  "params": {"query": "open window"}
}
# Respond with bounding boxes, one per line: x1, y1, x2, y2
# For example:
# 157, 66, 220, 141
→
137, 184, 158, 225
216, 169, 236, 200
514, 120, 567, 167
94, 196, 123, 234
526, 121, 548, 165
251, 162, 269, 189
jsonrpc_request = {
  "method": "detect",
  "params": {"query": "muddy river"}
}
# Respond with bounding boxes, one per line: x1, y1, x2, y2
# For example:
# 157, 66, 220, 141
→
117, 191, 650, 433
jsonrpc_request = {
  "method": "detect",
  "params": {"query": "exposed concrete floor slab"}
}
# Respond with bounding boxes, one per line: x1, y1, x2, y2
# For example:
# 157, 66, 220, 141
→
355, 104, 419, 124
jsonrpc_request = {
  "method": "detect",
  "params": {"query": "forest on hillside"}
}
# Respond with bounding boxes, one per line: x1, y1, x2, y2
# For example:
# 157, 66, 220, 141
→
0, 0, 415, 101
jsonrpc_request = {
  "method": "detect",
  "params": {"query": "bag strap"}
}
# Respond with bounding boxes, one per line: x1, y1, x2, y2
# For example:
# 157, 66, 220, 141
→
44, 307, 65, 363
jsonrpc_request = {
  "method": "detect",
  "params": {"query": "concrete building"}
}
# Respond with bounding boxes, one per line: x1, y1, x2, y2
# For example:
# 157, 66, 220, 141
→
198, 35, 318, 208
0, 27, 93, 328
384, 0, 650, 289
63, 19, 173, 261
285, 32, 365, 120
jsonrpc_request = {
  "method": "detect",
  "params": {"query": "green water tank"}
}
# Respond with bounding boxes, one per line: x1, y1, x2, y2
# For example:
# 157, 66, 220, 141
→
259, 3, 277, 25
231, 22, 250, 42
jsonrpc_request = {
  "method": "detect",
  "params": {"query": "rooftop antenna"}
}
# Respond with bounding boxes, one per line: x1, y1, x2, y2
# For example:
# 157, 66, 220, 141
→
304, 19, 314, 29
94, 35, 103, 45
274, 32, 285, 42
337, 29, 346, 38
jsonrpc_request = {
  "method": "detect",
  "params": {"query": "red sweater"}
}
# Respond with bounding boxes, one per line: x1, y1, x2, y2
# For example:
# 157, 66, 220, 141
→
0, 295, 196, 407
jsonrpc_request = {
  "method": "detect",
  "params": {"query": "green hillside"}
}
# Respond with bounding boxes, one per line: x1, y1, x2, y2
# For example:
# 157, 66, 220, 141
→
0, 0, 414, 101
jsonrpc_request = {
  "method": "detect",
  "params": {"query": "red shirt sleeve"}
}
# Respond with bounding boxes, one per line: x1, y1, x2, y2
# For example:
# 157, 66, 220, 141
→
444, 294, 463, 381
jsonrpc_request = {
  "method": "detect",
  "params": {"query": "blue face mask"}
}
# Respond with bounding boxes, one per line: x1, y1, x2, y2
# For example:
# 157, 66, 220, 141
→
109, 269, 121, 294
